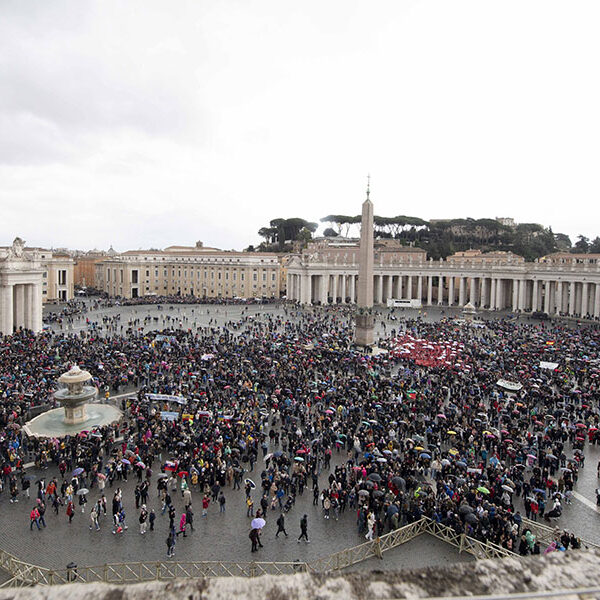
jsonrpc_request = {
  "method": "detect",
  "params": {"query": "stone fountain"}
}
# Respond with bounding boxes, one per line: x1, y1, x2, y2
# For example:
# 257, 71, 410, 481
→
24, 365, 122, 438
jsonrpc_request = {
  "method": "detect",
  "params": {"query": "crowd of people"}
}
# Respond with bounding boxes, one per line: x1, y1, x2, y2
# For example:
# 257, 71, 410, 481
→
1, 299, 599, 563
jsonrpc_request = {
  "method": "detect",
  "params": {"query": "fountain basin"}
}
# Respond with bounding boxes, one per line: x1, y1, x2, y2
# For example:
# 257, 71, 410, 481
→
23, 403, 122, 438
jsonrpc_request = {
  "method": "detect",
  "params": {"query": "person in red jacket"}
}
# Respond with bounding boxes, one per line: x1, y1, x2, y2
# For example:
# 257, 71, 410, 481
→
202, 494, 210, 517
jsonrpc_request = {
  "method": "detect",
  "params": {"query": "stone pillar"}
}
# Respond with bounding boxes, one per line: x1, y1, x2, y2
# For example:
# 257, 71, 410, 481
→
382, 275, 391, 304
543, 281, 551, 314
339, 275, 346, 303
594, 283, 600, 319
512, 280, 519, 312
437, 276, 444, 305
349, 275, 356, 303
24, 284, 34, 329
581, 282, 589, 317
13, 285, 25, 330
427, 276, 433, 306
556, 281, 563, 315
416, 276, 423, 304
489, 279, 496, 310
518, 279, 526, 311
0, 284, 14, 335
531, 280, 538, 312
448, 277, 454, 306
286, 273, 292, 300
406, 275, 413, 300
320, 274, 328, 305
568, 281, 575, 316
458, 277, 466, 307
469, 277, 475, 305
332, 274, 338, 304
398, 276, 403, 300
301, 274, 311, 305
391, 276, 399, 300
376, 275, 383, 304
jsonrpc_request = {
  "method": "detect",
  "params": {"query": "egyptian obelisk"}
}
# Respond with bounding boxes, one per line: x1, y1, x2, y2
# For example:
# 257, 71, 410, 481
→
354, 178, 375, 347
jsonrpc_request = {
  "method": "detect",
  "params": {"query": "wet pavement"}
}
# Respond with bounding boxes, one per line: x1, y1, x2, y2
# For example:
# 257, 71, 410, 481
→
5, 300, 594, 572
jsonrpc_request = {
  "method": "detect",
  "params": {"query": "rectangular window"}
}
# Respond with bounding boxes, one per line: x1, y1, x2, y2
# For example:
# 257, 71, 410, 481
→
131, 270, 139, 284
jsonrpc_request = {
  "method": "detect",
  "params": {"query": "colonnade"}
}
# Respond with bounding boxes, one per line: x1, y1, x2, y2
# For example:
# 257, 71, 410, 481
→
0, 283, 43, 335
286, 271, 600, 319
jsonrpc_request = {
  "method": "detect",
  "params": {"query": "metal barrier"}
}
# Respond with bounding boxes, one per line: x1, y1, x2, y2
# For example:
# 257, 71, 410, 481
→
520, 517, 600, 551
3, 516, 591, 588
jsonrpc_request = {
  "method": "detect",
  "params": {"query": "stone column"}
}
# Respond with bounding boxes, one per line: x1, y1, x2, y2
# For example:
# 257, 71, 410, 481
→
448, 277, 454, 306
427, 276, 433, 305
568, 281, 575, 316
398, 276, 404, 300
512, 280, 519, 312
489, 279, 497, 310
340, 275, 347, 304
543, 281, 551, 314
349, 275, 356, 303
518, 279, 526, 311
594, 283, 600, 319
0, 284, 14, 335
286, 273, 292, 300
32, 284, 42, 332
556, 281, 563, 315
13, 285, 25, 330
406, 275, 413, 300
301, 274, 311, 304
531, 280, 538, 312
376, 275, 383, 304
320, 274, 328, 305
24, 284, 34, 330
382, 275, 391, 304
458, 277, 466, 307
581, 282, 589, 317
332, 274, 338, 304
469, 277, 475, 305
417, 276, 423, 304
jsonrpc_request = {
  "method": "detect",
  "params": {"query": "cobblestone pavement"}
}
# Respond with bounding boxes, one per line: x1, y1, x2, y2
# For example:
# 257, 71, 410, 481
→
4, 301, 591, 574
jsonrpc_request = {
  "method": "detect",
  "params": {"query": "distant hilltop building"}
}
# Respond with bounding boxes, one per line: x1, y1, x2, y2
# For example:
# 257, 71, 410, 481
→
495, 217, 515, 228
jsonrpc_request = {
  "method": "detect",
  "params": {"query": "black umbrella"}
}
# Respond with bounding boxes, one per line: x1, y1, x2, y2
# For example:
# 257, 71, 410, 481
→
367, 473, 382, 482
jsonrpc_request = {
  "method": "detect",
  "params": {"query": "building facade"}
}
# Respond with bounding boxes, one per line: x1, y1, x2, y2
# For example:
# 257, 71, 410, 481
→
95, 242, 282, 300
0, 238, 44, 334
287, 240, 600, 319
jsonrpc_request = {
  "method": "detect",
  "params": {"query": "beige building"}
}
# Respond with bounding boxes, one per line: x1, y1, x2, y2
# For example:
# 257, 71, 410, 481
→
287, 240, 600, 319
74, 247, 117, 288
40, 251, 74, 302
95, 242, 283, 300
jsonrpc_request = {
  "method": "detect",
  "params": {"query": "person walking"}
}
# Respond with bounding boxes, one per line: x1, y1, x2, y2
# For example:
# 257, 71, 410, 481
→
66, 500, 74, 524
29, 506, 41, 530
275, 513, 288, 537
139, 505, 148, 534
218, 492, 226, 513
149, 509, 156, 531
249, 527, 261, 552
298, 514, 309, 543
89, 504, 100, 531
166, 528, 176, 557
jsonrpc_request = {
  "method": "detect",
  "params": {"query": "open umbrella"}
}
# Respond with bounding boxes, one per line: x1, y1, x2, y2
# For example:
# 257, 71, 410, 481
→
294, 457, 304, 462
502, 485, 514, 493
419, 452, 431, 459
251, 517, 266, 529
477, 486, 490, 494
76, 488, 89, 495
367, 473, 382, 482
245, 478, 256, 489
72, 468, 84, 476
122, 459, 131, 465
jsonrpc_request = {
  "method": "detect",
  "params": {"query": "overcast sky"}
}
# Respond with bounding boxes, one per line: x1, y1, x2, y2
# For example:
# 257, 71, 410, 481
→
1, 1, 599, 252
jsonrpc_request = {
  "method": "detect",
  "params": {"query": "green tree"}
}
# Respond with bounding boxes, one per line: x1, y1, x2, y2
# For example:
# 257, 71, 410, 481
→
573, 235, 589, 254
589, 237, 600, 253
